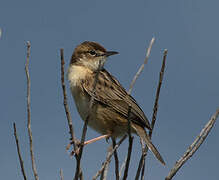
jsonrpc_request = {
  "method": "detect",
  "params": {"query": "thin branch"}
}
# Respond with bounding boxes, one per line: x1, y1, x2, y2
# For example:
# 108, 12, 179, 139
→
112, 138, 120, 180
60, 49, 77, 152
165, 108, 219, 180
140, 140, 147, 180
149, 49, 168, 137
60, 169, 64, 180
128, 37, 155, 94
79, 170, 84, 180
100, 145, 114, 180
74, 61, 103, 180
25, 41, 39, 180
135, 139, 146, 180
92, 135, 127, 180
60, 49, 83, 179
138, 49, 167, 179
121, 37, 155, 180
135, 155, 144, 180
13, 123, 27, 180
119, 157, 127, 178
122, 105, 134, 180
100, 165, 106, 180
140, 157, 145, 180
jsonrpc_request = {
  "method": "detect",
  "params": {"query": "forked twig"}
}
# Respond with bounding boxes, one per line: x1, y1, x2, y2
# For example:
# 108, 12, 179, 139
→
165, 108, 219, 180
13, 123, 27, 180
120, 37, 156, 179
128, 37, 155, 94
25, 41, 39, 180
135, 49, 168, 179
92, 135, 127, 180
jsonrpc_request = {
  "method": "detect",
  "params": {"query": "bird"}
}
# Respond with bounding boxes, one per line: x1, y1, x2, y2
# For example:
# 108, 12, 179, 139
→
67, 41, 165, 165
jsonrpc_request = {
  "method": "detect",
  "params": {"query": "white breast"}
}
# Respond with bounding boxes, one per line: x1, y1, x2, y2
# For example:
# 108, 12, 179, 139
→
67, 65, 90, 87
67, 65, 91, 121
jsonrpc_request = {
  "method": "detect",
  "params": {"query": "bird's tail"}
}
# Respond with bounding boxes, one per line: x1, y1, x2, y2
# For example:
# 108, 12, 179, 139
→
132, 123, 165, 165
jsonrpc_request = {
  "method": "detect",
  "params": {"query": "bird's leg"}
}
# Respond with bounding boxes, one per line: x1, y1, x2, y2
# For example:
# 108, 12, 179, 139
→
83, 134, 111, 145
67, 134, 111, 156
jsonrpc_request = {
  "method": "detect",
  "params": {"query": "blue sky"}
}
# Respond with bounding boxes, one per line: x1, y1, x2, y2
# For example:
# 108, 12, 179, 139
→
1, 0, 219, 179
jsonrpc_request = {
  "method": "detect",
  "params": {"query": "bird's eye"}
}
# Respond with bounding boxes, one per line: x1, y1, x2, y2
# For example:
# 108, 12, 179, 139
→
89, 50, 96, 56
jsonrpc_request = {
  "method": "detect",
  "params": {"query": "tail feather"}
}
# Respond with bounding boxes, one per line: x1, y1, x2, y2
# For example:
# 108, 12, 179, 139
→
132, 123, 165, 165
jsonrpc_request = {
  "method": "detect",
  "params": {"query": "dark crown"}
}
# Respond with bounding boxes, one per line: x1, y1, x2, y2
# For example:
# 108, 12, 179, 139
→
70, 41, 106, 64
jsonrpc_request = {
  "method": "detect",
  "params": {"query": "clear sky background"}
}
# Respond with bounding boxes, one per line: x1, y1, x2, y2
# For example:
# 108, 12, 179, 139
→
1, 0, 219, 179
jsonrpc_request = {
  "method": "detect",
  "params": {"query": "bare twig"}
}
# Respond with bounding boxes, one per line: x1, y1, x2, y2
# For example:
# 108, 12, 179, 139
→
149, 49, 168, 137
13, 123, 27, 180
138, 49, 167, 179
135, 155, 144, 180
112, 139, 120, 180
140, 141, 147, 180
25, 41, 39, 180
122, 105, 134, 180
120, 37, 156, 179
60, 169, 64, 180
100, 165, 106, 180
119, 157, 127, 178
74, 61, 102, 180
92, 135, 127, 180
135, 139, 146, 180
79, 170, 84, 180
165, 108, 219, 180
60, 49, 77, 152
128, 37, 155, 94
140, 157, 145, 180
100, 145, 114, 180
60, 49, 83, 179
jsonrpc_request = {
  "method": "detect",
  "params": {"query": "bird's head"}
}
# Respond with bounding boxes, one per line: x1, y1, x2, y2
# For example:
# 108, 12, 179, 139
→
70, 41, 118, 71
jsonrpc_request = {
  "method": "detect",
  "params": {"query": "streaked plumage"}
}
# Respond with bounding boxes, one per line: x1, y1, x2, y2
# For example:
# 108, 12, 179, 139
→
68, 41, 165, 165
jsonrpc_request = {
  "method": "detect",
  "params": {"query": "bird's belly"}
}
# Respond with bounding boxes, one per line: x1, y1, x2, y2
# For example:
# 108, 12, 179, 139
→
71, 87, 130, 137
71, 88, 90, 121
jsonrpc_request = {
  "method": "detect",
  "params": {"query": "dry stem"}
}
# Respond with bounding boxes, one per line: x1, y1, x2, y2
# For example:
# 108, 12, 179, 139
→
120, 37, 156, 179
135, 49, 168, 179
128, 37, 155, 94
13, 123, 27, 180
60, 169, 64, 180
25, 41, 39, 180
100, 146, 112, 180
60, 49, 84, 179
60, 49, 77, 151
122, 105, 134, 180
149, 49, 168, 137
92, 135, 127, 180
165, 108, 219, 180
112, 138, 120, 180
135, 139, 146, 180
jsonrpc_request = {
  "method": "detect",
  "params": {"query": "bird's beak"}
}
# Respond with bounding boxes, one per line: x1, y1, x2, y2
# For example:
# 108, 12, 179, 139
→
105, 51, 119, 57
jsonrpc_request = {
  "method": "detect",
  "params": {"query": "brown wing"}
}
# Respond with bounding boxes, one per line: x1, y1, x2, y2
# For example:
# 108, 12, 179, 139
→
82, 69, 151, 130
